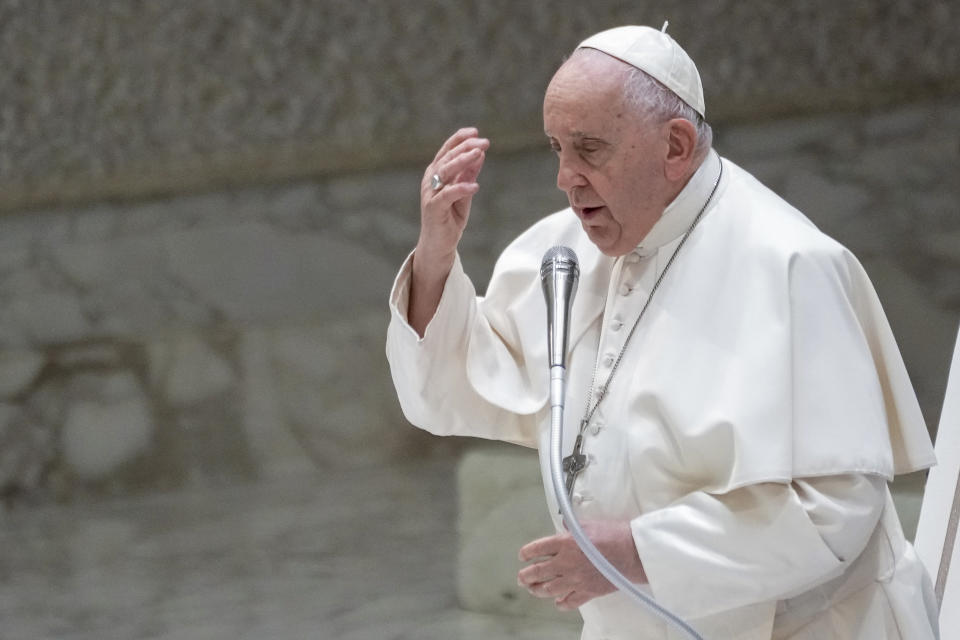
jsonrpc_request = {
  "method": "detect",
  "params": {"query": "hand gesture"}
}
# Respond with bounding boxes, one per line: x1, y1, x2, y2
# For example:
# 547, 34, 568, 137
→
415, 127, 490, 282
408, 128, 489, 336
517, 520, 647, 611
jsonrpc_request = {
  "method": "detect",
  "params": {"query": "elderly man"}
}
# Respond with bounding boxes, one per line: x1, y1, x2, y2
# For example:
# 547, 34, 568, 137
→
386, 25, 939, 639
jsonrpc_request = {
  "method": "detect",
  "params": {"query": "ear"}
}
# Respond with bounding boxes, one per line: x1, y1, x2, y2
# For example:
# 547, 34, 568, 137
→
663, 118, 698, 182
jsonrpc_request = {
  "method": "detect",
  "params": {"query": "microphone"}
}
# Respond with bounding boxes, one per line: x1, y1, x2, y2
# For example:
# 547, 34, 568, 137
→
540, 246, 580, 373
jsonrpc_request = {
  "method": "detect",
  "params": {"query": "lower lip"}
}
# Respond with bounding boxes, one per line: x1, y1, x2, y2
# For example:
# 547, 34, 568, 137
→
579, 206, 603, 218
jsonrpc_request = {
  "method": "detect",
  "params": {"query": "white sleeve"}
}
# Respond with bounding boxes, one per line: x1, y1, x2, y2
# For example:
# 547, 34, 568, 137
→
630, 473, 886, 619
385, 251, 537, 446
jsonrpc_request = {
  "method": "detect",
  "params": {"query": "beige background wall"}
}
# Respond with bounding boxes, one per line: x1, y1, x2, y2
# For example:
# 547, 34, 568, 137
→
0, 1, 957, 505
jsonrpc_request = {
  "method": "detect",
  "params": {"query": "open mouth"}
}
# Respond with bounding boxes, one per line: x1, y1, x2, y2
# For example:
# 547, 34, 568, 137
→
580, 206, 604, 217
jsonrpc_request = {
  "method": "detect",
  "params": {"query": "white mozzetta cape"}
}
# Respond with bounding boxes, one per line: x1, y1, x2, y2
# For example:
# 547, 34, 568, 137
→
387, 151, 938, 638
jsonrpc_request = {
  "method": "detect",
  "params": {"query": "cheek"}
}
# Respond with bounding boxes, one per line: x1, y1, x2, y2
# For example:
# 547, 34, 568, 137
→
608, 186, 650, 237
595, 181, 628, 224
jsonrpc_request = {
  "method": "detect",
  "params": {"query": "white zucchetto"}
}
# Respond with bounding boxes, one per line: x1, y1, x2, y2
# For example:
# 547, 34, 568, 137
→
577, 25, 706, 117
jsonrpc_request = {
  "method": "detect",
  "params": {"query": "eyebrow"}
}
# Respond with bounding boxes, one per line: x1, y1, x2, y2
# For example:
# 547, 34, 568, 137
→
544, 130, 609, 144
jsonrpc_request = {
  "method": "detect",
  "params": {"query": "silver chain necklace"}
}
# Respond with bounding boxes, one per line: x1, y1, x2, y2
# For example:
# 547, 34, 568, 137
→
562, 162, 724, 498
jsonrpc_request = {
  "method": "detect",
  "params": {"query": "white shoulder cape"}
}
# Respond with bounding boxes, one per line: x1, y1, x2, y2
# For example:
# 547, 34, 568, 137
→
464, 157, 934, 492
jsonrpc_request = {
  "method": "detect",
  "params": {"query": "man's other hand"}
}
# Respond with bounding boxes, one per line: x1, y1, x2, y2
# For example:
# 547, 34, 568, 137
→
517, 520, 647, 610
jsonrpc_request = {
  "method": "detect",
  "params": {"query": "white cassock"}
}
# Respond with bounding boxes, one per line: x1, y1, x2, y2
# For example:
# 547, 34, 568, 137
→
386, 150, 940, 639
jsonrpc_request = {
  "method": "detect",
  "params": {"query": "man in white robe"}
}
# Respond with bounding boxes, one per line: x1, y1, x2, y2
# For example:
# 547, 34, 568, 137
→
386, 25, 940, 639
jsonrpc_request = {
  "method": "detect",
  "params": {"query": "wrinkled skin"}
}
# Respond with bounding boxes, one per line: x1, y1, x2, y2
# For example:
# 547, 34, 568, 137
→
517, 520, 647, 610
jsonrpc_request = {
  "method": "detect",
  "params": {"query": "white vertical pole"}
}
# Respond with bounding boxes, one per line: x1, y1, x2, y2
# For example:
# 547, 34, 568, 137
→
916, 323, 960, 633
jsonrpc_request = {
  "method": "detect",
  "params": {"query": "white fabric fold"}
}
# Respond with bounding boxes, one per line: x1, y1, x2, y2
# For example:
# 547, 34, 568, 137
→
630, 475, 883, 621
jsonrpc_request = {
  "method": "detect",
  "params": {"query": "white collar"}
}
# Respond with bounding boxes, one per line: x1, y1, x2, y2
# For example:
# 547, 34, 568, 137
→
633, 149, 722, 258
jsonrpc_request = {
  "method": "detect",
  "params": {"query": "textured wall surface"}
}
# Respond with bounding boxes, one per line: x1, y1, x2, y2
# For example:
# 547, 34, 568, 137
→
0, 98, 957, 504
1, 1, 957, 212
0, 2, 957, 505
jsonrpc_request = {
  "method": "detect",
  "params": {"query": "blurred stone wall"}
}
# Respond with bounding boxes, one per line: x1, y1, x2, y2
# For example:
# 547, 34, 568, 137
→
2, 0, 957, 213
0, 1, 957, 504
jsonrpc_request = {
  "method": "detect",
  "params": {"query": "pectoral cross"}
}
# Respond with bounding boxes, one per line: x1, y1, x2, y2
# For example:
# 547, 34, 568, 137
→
562, 430, 588, 499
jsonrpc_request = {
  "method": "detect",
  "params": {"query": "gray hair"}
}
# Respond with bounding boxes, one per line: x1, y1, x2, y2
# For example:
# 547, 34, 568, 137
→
622, 64, 713, 158
571, 48, 713, 158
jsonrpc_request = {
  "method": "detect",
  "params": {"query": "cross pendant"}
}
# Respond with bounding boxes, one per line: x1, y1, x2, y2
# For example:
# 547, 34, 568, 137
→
562, 431, 588, 499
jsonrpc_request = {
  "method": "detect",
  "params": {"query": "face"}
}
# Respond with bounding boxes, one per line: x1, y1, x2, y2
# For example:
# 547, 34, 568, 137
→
543, 52, 674, 257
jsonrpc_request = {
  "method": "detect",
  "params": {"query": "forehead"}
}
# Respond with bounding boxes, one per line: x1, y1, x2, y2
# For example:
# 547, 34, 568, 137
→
543, 51, 633, 137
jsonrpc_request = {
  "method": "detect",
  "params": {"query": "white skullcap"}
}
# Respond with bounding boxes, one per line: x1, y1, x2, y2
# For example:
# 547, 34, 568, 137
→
576, 25, 705, 117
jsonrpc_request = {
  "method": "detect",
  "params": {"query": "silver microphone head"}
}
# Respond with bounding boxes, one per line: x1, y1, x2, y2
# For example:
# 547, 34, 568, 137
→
540, 245, 579, 280
541, 246, 580, 369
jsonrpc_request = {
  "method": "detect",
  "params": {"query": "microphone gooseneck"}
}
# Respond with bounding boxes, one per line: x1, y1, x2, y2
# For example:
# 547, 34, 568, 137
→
540, 246, 703, 640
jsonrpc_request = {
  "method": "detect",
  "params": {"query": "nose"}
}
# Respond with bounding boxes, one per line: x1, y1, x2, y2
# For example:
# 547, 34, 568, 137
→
556, 153, 587, 193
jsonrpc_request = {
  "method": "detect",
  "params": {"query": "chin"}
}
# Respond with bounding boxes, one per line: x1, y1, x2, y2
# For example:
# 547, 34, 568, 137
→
589, 237, 628, 258
582, 223, 628, 257
598, 246, 630, 258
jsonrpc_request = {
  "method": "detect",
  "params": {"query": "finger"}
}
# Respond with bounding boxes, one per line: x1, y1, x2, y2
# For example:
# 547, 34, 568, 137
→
432, 127, 480, 163
555, 590, 590, 611
520, 579, 550, 598
424, 151, 483, 198
432, 137, 490, 179
519, 535, 562, 562
434, 148, 485, 187
524, 578, 572, 601
517, 561, 559, 587
426, 182, 480, 210
423, 139, 489, 196
456, 149, 486, 184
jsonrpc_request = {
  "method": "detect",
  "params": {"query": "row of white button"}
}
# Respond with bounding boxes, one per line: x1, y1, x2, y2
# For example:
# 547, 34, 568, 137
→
573, 253, 646, 505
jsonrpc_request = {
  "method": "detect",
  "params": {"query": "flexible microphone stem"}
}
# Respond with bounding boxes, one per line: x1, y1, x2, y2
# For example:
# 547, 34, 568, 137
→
541, 246, 703, 640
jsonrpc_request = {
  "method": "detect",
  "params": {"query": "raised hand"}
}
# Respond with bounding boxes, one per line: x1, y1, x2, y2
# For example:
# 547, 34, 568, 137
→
409, 128, 490, 336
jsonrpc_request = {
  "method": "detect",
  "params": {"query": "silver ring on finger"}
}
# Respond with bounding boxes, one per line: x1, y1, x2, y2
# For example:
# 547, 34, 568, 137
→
430, 173, 445, 191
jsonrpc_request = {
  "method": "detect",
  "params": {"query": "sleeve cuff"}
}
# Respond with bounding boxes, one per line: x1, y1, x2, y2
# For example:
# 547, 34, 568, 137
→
388, 250, 423, 342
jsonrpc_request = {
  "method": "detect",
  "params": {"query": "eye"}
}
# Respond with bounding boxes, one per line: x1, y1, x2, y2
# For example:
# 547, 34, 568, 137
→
548, 140, 561, 154
575, 138, 608, 164
579, 139, 604, 156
